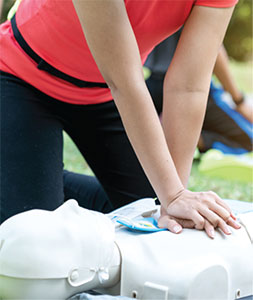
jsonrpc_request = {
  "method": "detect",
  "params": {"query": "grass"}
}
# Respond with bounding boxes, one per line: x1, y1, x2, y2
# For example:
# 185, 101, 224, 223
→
229, 60, 253, 94
189, 162, 252, 202
63, 133, 252, 203
63, 133, 94, 176
63, 61, 253, 204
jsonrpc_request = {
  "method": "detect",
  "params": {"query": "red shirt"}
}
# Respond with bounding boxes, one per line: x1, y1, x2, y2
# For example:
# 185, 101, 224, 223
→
0, 0, 238, 105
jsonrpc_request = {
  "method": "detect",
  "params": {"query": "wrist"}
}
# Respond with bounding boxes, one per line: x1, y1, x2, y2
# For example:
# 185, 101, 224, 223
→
162, 186, 185, 209
233, 92, 245, 107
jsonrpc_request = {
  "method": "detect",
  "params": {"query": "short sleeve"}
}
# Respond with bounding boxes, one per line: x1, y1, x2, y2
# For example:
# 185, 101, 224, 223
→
195, 0, 238, 8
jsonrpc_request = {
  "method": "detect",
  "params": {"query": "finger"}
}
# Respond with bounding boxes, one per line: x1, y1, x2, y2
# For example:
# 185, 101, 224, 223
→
158, 216, 182, 234
211, 207, 240, 228
230, 212, 237, 221
160, 214, 195, 229
218, 219, 232, 235
199, 208, 232, 235
204, 220, 215, 239
209, 191, 232, 214
177, 218, 195, 229
208, 201, 231, 223
190, 211, 205, 230
227, 217, 241, 229
207, 192, 237, 220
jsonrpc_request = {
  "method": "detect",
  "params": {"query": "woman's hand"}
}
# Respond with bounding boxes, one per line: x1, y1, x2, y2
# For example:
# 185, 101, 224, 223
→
236, 101, 253, 124
158, 189, 241, 239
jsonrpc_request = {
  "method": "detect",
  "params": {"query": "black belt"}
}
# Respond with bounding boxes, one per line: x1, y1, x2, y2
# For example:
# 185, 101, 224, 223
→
11, 14, 108, 88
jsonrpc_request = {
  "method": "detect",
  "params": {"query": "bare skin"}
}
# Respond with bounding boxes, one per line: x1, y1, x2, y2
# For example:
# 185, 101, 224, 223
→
214, 45, 253, 123
0, 0, 3, 19
72, 0, 240, 238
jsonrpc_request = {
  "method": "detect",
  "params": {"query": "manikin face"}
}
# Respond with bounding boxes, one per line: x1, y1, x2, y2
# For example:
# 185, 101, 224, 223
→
0, 200, 116, 283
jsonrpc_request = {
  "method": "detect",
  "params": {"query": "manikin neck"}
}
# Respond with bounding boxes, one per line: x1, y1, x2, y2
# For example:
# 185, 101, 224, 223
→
80, 242, 121, 290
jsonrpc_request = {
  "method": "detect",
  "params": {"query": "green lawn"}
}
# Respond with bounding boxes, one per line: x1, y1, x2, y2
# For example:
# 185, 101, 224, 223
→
63, 61, 252, 204
229, 60, 253, 94
189, 162, 252, 202
63, 132, 252, 203
63, 133, 94, 176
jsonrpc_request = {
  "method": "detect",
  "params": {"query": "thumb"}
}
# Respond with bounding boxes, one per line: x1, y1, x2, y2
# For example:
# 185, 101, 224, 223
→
158, 215, 182, 234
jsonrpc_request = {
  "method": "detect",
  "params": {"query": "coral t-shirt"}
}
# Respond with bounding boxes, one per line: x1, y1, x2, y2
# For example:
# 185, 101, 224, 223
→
0, 0, 237, 104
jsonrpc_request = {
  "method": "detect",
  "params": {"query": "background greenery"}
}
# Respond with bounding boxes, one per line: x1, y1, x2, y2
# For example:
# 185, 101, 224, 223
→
224, 0, 252, 61
63, 133, 252, 204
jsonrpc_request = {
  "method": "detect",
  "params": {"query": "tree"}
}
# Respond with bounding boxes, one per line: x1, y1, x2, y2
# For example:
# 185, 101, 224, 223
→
224, 0, 252, 61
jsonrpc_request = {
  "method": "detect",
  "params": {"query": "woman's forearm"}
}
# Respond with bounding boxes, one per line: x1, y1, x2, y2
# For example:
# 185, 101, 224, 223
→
72, 0, 184, 207
0, 0, 3, 19
162, 87, 208, 187
111, 82, 184, 206
160, 5, 234, 187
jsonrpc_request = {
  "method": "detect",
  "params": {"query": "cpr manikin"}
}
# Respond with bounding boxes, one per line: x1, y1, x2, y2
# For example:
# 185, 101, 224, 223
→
0, 199, 252, 300
0, 200, 121, 299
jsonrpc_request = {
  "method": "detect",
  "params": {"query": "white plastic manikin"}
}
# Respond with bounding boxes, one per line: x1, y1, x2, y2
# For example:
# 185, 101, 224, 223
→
0, 199, 253, 300
0, 200, 121, 299
102, 199, 253, 300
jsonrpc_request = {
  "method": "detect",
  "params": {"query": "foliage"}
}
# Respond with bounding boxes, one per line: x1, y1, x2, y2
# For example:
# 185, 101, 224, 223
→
224, 0, 252, 61
0, 0, 14, 23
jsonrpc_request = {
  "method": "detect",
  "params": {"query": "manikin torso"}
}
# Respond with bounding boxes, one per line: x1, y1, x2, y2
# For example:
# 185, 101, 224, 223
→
0, 199, 252, 300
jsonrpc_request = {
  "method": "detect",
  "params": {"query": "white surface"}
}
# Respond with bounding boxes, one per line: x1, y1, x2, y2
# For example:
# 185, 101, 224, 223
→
113, 200, 253, 300
0, 200, 121, 299
0, 199, 252, 300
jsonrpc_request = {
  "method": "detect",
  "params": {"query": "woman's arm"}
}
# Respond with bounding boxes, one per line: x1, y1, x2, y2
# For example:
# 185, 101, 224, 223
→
72, 0, 184, 204
214, 45, 243, 102
72, 0, 240, 238
162, 6, 235, 186
160, 5, 241, 236
0, 0, 3, 19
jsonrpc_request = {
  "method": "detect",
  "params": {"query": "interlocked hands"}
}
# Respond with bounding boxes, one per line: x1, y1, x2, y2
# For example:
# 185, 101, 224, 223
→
158, 189, 241, 238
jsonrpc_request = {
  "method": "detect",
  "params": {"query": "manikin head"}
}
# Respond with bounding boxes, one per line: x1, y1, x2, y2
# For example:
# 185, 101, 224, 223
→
0, 200, 121, 299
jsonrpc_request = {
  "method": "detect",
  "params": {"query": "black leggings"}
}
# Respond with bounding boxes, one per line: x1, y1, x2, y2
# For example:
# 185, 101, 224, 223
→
0, 71, 155, 223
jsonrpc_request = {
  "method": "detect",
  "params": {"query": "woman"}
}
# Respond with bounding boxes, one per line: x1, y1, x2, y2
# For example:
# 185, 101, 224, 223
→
0, 0, 241, 238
